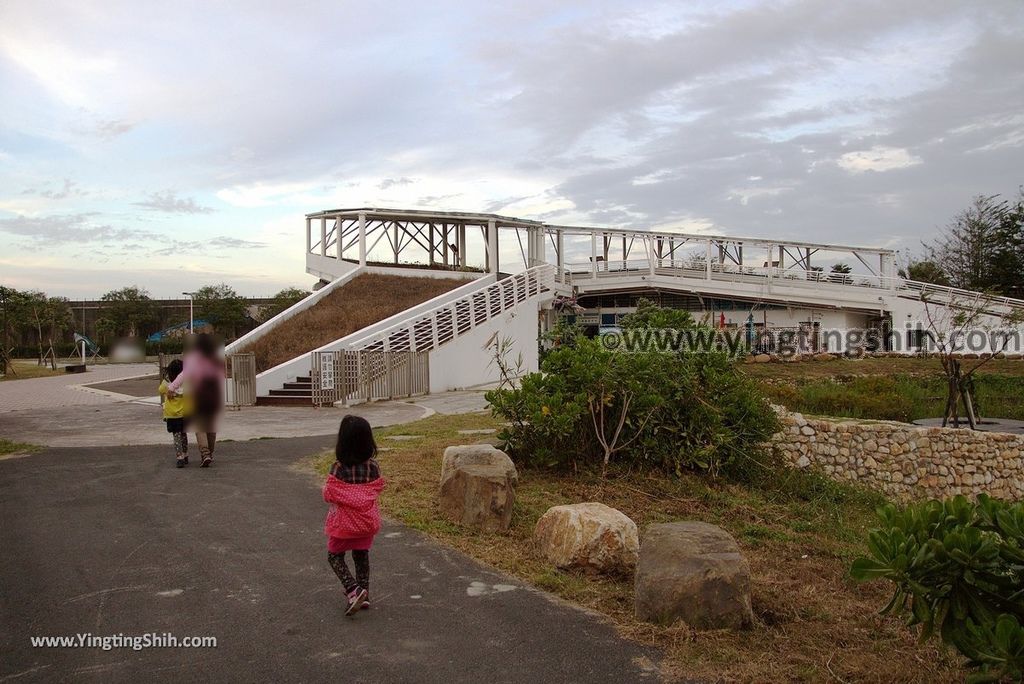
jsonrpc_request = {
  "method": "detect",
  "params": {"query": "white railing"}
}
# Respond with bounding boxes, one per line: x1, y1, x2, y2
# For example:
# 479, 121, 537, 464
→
352, 264, 556, 354
564, 258, 1024, 315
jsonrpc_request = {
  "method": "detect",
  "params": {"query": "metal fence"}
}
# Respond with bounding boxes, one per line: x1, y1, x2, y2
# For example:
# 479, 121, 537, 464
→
227, 353, 257, 407
311, 349, 429, 406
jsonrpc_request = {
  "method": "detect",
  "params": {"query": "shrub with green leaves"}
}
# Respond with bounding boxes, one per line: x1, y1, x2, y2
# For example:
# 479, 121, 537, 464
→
851, 495, 1024, 682
486, 336, 779, 477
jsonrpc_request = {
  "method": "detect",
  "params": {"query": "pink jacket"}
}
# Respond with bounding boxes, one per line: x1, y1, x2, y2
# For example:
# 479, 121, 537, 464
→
168, 351, 225, 394
323, 474, 385, 539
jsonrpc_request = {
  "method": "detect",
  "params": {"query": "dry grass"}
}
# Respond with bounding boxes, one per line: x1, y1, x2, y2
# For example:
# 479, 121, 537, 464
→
0, 360, 67, 381
739, 355, 1024, 381
240, 273, 466, 372
311, 412, 965, 683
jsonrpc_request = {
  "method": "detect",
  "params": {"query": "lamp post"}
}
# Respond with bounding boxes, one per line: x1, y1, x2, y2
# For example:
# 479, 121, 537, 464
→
182, 292, 195, 334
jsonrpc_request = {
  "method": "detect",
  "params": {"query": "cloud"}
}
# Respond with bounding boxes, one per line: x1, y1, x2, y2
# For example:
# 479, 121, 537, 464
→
377, 177, 414, 190
133, 191, 214, 214
837, 146, 922, 174
0, 212, 156, 244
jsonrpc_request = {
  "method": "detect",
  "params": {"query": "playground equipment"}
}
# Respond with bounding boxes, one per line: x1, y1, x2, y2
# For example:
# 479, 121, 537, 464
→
66, 333, 104, 365
147, 319, 210, 342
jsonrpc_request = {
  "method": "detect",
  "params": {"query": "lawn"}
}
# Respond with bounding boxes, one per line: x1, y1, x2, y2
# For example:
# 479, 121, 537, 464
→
311, 412, 965, 682
741, 357, 1024, 422
0, 360, 66, 381
0, 439, 38, 458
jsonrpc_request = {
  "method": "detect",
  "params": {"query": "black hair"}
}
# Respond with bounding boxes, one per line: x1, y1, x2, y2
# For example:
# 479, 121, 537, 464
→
166, 359, 184, 383
335, 415, 377, 466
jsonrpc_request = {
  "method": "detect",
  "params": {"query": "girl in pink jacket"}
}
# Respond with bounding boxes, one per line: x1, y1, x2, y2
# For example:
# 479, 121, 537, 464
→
324, 415, 385, 616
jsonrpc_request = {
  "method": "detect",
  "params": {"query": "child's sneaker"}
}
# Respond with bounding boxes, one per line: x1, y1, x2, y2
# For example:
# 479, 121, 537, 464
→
361, 592, 370, 610
345, 587, 368, 616
176, 457, 186, 468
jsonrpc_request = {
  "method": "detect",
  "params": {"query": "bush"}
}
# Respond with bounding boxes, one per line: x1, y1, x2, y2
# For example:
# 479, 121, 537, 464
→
486, 337, 779, 477
851, 495, 1024, 682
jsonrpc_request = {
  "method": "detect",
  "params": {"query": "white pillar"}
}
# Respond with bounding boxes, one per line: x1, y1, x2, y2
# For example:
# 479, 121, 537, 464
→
591, 231, 598, 278
705, 239, 712, 280
305, 217, 312, 254
320, 217, 327, 257
358, 213, 367, 266
556, 229, 564, 281
487, 218, 498, 274
335, 218, 342, 260
647, 236, 655, 276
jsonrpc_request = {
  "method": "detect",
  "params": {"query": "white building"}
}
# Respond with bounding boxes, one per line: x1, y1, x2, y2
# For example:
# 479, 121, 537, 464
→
227, 208, 1024, 405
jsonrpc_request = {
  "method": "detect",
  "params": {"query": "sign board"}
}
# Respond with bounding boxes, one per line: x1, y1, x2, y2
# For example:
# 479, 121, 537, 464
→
319, 351, 335, 390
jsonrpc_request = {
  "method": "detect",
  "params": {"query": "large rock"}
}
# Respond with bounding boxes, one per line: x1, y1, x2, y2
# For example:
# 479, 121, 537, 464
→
634, 522, 753, 629
438, 446, 518, 531
440, 444, 517, 484
534, 503, 639, 574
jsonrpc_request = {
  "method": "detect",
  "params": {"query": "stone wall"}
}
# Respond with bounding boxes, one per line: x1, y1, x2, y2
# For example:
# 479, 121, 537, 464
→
771, 407, 1024, 501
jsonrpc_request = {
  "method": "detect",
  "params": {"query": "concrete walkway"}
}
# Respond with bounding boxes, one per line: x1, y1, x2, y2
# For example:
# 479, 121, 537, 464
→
0, 437, 660, 683
0, 363, 157, 413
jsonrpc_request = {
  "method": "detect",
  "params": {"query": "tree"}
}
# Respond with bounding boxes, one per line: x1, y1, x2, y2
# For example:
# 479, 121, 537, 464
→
259, 287, 309, 322
900, 260, 951, 287
920, 292, 1024, 429
619, 297, 695, 331
923, 194, 1012, 293
991, 190, 1024, 298
0, 286, 31, 374
96, 286, 158, 339
829, 262, 853, 285
194, 283, 248, 339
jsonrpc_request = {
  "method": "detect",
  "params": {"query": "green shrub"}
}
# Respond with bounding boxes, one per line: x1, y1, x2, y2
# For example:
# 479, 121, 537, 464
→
851, 495, 1024, 682
486, 337, 779, 477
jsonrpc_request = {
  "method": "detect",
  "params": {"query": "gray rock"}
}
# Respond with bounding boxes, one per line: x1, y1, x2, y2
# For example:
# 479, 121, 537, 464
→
440, 444, 518, 484
634, 522, 753, 629
438, 463, 516, 532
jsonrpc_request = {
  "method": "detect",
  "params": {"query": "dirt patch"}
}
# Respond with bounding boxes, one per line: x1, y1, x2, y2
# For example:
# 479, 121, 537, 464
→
312, 412, 966, 682
240, 273, 468, 372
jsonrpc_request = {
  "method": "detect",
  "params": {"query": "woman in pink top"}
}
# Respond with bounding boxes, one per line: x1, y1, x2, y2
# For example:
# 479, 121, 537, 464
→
168, 333, 225, 467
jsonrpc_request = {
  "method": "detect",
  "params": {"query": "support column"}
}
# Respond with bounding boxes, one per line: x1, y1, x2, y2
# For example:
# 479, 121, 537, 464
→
358, 212, 367, 267
429, 223, 435, 267
705, 239, 712, 280
591, 232, 598, 278
486, 218, 498, 274
320, 217, 327, 257
458, 225, 467, 268
556, 229, 564, 281
335, 218, 342, 260
305, 217, 312, 254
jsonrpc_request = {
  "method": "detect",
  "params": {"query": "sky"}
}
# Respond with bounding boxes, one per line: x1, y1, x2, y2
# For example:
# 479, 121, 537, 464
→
1, 0, 1022, 298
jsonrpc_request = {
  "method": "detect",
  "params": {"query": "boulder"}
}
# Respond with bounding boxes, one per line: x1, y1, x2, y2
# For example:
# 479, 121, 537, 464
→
813, 352, 835, 362
753, 354, 771, 363
438, 447, 518, 532
440, 444, 518, 484
634, 522, 753, 629
534, 503, 639, 574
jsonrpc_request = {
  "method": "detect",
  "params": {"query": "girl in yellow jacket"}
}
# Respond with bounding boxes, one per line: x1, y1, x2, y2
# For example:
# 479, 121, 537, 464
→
158, 359, 193, 468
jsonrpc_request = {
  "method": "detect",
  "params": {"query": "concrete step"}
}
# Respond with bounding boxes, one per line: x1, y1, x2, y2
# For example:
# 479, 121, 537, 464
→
268, 388, 313, 397
295, 376, 312, 383
256, 395, 313, 407
283, 381, 313, 390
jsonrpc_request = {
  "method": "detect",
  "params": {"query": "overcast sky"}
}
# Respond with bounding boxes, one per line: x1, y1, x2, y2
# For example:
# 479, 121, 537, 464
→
1, 0, 1022, 298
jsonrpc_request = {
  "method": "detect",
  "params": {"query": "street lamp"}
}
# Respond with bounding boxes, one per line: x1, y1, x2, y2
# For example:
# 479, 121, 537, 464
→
182, 292, 195, 334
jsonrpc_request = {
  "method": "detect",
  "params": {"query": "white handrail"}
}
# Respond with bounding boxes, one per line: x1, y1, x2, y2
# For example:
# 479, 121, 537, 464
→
351, 264, 556, 354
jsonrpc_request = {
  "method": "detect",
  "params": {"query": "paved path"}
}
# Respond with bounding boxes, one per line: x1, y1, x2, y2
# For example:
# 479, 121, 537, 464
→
0, 363, 157, 413
0, 402, 433, 447
0, 438, 660, 683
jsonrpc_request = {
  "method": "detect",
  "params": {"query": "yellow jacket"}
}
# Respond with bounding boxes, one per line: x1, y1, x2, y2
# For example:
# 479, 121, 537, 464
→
158, 380, 193, 419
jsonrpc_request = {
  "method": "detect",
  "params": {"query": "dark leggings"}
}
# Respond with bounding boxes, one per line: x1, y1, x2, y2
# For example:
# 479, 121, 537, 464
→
172, 432, 188, 457
328, 551, 369, 594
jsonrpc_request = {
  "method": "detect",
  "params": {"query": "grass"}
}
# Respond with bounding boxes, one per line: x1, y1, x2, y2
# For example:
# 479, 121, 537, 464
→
0, 439, 38, 457
740, 357, 1024, 423
762, 373, 1024, 422
312, 412, 965, 682
0, 360, 66, 381
239, 273, 467, 372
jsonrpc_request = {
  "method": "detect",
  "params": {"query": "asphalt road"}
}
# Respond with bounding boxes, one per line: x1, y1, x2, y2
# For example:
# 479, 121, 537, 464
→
0, 436, 660, 683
